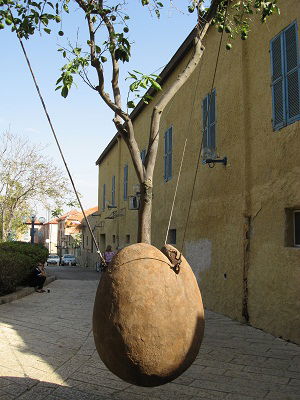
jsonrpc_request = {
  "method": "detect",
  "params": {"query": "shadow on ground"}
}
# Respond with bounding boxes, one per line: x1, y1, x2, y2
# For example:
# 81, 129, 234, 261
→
0, 268, 300, 400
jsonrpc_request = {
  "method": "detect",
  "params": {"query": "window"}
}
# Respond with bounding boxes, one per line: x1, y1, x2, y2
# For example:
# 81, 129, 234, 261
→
294, 211, 300, 246
167, 229, 176, 244
285, 208, 300, 247
124, 165, 128, 200
271, 21, 300, 130
140, 149, 146, 165
112, 234, 116, 244
102, 183, 106, 211
164, 127, 172, 182
202, 89, 216, 159
100, 234, 106, 252
126, 234, 130, 244
112, 175, 116, 206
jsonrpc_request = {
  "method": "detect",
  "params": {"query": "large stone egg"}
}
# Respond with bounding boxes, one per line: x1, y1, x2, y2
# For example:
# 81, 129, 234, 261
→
93, 243, 204, 387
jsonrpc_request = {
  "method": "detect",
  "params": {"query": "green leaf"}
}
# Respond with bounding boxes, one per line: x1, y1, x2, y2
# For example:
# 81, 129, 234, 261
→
61, 86, 69, 98
128, 72, 137, 80
151, 81, 162, 91
44, 28, 51, 34
127, 101, 135, 108
73, 47, 81, 55
129, 82, 139, 91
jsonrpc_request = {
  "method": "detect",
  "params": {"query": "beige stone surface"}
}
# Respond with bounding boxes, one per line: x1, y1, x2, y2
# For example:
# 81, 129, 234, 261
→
0, 271, 299, 399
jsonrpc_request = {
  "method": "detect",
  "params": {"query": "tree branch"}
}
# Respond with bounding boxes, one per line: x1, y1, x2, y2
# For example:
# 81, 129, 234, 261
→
145, 19, 211, 180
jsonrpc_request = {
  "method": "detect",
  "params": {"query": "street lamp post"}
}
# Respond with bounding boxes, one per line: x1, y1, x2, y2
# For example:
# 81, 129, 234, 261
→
30, 214, 36, 244
29, 214, 46, 244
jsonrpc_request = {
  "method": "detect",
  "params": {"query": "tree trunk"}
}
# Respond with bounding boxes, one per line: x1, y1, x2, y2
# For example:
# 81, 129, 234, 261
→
137, 180, 153, 243
0, 209, 3, 241
2, 214, 12, 242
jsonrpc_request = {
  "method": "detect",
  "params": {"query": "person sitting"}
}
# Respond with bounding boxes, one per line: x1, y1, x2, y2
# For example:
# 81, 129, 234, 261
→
33, 262, 46, 293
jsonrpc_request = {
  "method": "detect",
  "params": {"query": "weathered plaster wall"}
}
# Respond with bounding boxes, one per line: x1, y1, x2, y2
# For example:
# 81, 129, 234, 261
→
97, 0, 300, 343
240, 1, 300, 343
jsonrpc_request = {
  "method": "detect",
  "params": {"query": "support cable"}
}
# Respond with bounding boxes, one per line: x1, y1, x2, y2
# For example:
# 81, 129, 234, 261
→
164, 138, 187, 245
180, 1, 229, 254
11, 17, 106, 265
164, 13, 209, 244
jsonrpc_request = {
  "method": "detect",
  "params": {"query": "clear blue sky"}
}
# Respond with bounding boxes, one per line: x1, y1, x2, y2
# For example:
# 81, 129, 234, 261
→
0, 2, 209, 216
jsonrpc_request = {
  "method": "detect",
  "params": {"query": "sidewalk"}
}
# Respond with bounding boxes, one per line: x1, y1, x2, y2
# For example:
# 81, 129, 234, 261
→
0, 278, 299, 400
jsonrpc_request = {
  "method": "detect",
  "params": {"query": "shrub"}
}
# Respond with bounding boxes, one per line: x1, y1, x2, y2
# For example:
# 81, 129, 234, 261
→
0, 241, 48, 296
0, 241, 48, 263
0, 252, 33, 295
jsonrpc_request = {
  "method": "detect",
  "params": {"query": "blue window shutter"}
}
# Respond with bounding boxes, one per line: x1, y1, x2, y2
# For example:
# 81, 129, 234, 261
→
271, 34, 285, 130
123, 165, 128, 200
112, 176, 115, 206
140, 149, 146, 164
202, 95, 208, 155
102, 184, 106, 210
209, 89, 216, 157
164, 128, 172, 181
284, 22, 300, 124
167, 127, 172, 180
202, 91, 216, 158
164, 131, 168, 181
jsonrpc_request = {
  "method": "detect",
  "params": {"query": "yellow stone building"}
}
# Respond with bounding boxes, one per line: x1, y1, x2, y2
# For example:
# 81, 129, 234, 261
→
95, 0, 300, 344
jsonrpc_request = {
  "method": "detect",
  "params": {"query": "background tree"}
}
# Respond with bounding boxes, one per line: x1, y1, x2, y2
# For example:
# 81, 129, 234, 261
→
0, 0, 280, 244
0, 131, 69, 241
50, 195, 82, 218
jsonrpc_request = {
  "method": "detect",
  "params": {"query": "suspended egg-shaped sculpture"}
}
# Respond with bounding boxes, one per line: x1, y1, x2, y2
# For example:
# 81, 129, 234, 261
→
93, 243, 204, 387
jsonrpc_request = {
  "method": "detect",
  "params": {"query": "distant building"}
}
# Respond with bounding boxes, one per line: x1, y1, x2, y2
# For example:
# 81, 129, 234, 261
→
57, 210, 83, 258
42, 218, 58, 254
77, 207, 99, 268
22, 219, 45, 244
95, 0, 300, 345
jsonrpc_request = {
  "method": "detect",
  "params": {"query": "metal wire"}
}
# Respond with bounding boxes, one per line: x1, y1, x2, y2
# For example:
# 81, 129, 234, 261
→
11, 22, 106, 265
180, 1, 229, 253
164, 138, 187, 244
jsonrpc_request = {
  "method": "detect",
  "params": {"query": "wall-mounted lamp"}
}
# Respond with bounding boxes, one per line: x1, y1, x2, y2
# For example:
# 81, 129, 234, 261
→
202, 156, 227, 168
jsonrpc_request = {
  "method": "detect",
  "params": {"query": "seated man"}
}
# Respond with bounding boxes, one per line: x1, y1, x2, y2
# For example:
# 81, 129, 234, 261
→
33, 262, 46, 293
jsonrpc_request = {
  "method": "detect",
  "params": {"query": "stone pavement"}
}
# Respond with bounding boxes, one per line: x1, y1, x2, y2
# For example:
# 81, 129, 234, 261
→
0, 275, 299, 400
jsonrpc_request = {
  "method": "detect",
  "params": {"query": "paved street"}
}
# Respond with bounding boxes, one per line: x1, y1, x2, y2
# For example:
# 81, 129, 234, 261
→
45, 265, 100, 281
0, 268, 299, 400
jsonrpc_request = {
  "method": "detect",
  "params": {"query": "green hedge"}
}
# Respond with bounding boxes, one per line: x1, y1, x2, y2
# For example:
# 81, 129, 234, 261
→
0, 241, 48, 262
0, 241, 49, 296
